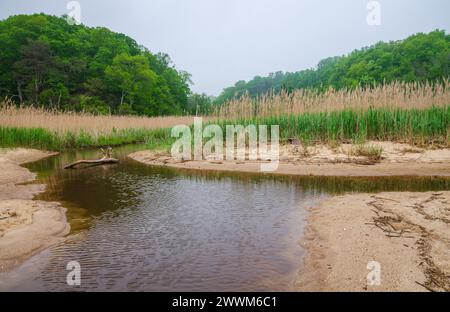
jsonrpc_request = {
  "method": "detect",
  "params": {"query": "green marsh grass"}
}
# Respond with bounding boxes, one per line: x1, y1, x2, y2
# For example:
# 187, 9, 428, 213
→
0, 126, 173, 151
211, 106, 450, 146
350, 144, 384, 161
0, 101, 193, 151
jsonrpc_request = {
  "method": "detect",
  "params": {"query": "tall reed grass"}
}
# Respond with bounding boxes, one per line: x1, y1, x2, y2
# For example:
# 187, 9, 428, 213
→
0, 100, 187, 150
1, 80, 449, 151
213, 106, 450, 146
212, 80, 450, 120
0, 101, 194, 134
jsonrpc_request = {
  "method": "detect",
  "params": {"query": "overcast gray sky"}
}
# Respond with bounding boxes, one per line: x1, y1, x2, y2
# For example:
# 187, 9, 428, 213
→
1, 0, 449, 95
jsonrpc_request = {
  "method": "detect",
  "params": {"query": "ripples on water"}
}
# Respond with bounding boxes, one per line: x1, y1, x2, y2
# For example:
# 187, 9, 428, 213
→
1, 145, 449, 291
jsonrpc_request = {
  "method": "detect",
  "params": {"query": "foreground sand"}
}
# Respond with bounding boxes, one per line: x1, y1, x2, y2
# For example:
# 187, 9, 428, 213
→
0, 149, 69, 271
296, 191, 450, 292
129, 141, 450, 177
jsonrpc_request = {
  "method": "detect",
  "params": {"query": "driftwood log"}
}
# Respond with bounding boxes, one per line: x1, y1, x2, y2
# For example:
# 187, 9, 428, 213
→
64, 147, 119, 169
64, 158, 119, 169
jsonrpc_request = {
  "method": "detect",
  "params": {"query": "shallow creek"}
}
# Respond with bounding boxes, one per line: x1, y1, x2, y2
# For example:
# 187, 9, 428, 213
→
1, 145, 449, 291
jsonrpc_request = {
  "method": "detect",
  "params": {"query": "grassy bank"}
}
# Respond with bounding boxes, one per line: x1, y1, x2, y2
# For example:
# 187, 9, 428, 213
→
0, 126, 173, 151
1, 101, 449, 151
213, 106, 450, 146
0, 102, 190, 150
209, 80, 450, 147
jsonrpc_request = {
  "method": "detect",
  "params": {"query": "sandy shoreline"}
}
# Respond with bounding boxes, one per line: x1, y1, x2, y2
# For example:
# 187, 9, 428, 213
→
129, 142, 450, 292
296, 192, 450, 292
0, 149, 69, 272
129, 141, 450, 177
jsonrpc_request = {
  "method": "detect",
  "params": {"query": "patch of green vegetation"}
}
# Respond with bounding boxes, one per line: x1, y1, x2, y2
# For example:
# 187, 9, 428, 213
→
213, 106, 450, 146
350, 144, 384, 161
0, 126, 172, 151
144, 129, 174, 152
3, 106, 449, 152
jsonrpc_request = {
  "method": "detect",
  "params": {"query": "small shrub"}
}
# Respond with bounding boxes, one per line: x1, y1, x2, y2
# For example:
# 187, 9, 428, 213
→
350, 144, 383, 161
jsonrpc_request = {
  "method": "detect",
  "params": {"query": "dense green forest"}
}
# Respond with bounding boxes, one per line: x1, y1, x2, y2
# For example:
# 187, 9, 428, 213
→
1, 15, 448, 115
0, 14, 195, 116
215, 30, 450, 104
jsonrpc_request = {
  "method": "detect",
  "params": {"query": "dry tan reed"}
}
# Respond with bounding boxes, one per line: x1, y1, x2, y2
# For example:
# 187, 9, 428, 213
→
0, 100, 195, 136
212, 80, 450, 119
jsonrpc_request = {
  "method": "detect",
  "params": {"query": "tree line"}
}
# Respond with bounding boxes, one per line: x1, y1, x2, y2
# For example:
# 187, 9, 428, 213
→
1, 16, 447, 115
0, 14, 197, 116
215, 30, 450, 104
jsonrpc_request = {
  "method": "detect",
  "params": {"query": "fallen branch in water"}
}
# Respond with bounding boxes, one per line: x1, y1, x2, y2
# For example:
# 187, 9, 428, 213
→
64, 158, 119, 169
64, 147, 118, 169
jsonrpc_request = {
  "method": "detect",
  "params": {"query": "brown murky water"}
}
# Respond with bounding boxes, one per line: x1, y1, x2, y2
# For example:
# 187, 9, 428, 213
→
1, 145, 449, 291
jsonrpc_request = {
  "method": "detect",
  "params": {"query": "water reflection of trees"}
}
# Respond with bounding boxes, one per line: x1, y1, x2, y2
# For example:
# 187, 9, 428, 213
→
30, 152, 450, 218
156, 168, 450, 195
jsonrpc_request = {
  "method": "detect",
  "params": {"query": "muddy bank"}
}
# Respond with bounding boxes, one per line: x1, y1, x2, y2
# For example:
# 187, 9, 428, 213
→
296, 191, 450, 292
129, 141, 450, 177
0, 149, 69, 271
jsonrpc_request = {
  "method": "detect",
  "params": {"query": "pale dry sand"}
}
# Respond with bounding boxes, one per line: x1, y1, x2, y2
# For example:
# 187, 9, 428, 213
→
0, 149, 69, 271
296, 191, 450, 292
128, 141, 450, 177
